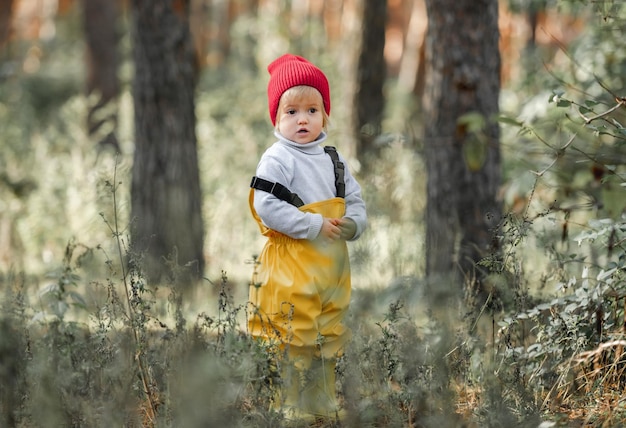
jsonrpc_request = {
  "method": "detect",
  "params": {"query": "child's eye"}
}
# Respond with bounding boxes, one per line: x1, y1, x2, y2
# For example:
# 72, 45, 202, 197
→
308, 108, 318, 114
287, 109, 296, 115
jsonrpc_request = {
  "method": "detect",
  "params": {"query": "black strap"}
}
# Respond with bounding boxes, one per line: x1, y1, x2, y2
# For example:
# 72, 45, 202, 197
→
250, 146, 346, 207
250, 176, 304, 207
324, 146, 345, 198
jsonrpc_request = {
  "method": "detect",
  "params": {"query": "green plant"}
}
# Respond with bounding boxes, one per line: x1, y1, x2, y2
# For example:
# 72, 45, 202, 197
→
35, 240, 90, 323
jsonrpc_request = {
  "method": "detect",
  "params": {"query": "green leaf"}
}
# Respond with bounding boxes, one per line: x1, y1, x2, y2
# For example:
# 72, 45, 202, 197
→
535, 303, 552, 311
497, 115, 523, 127
556, 99, 572, 108
68, 291, 87, 307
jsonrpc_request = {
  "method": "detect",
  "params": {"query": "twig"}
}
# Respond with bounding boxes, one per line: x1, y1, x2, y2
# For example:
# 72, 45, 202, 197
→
110, 155, 158, 425
530, 133, 578, 177
576, 98, 626, 125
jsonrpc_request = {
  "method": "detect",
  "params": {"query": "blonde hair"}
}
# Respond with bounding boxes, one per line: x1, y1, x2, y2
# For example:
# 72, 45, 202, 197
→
276, 85, 330, 129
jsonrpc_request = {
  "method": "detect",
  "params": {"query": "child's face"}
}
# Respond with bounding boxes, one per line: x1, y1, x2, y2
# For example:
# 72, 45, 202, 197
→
276, 86, 325, 144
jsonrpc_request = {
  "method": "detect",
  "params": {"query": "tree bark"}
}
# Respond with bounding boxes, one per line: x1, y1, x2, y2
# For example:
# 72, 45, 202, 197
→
422, 0, 502, 297
83, 0, 120, 151
354, 0, 387, 169
130, 0, 205, 287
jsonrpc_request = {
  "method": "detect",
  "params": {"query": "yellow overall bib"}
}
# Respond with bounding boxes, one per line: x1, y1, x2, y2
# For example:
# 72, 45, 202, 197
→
248, 190, 352, 364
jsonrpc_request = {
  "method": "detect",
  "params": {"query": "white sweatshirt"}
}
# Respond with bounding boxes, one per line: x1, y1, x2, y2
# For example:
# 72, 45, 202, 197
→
253, 131, 367, 241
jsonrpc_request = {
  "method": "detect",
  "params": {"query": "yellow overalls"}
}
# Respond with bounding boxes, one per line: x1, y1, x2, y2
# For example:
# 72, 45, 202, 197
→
248, 190, 352, 364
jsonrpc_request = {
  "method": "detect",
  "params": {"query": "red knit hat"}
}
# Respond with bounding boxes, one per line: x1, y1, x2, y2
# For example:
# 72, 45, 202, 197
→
267, 54, 330, 126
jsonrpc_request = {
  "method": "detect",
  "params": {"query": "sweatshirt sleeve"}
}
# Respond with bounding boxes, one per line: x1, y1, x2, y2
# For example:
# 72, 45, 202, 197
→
253, 150, 324, 240
341, 154, 367, 241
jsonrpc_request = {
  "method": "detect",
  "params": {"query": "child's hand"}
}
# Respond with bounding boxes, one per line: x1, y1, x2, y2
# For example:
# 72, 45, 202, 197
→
332, 218, 357, 240
320, 217, 342, 242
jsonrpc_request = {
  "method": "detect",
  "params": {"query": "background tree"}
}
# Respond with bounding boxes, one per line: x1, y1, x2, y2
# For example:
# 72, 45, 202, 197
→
130, 0, 204, 286
0, 0, 14, 49
353, 0, 387, 169
82, 0, 120, 151
422, 0, 502, 299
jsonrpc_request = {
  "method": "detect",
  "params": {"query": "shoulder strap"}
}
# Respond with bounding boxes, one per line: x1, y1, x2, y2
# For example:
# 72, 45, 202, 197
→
250, 176, 304, 207
250, 146, 345, 206
324, 146, 345, 198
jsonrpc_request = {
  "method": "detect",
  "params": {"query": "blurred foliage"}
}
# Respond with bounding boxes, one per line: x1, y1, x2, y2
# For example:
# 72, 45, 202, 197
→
500, 0, 625, 227
488, 1, 626, 424
0, 0, 425, 288
0, 0, 625, 425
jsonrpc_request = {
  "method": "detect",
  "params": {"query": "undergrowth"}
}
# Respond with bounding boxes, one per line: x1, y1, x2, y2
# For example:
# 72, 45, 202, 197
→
1, 116, 624, 427
0, 166, 522, 428
0, 188, 624, 427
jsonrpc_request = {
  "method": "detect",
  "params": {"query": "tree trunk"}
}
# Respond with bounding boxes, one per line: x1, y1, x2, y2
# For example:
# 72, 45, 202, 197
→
130, 0, 205, 287
422, 0, 502, 298
83, 0, 120, 151
0, 0, 14, 50
354, 0, 387, 169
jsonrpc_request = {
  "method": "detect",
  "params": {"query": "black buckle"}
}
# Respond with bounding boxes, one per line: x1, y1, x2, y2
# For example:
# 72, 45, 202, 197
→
250, 176, 304, 207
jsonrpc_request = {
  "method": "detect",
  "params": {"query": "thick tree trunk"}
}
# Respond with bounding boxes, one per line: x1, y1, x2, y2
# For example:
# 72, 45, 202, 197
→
130, 0, 205, 286
422, 0, 502, 295
83, 0, 120, 151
